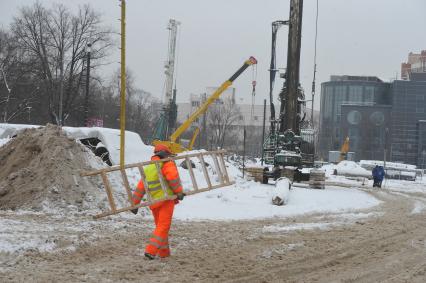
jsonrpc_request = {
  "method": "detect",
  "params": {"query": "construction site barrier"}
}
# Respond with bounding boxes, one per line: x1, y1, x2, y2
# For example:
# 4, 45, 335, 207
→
81, 150, 234, 219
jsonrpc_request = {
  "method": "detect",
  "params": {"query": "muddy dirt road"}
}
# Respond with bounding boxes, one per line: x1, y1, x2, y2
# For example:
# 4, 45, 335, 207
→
1, 187, 426, 283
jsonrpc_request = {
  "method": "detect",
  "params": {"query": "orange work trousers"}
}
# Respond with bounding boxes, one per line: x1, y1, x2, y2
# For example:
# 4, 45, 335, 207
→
145, 200, 175, 258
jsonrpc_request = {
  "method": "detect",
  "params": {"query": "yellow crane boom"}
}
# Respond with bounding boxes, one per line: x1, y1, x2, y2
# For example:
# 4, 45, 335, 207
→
153, 56, 257, 153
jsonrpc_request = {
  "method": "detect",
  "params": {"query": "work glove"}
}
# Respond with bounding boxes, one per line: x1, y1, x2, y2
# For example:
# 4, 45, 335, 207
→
130, 208, 138, 215
177, 192, 186, 201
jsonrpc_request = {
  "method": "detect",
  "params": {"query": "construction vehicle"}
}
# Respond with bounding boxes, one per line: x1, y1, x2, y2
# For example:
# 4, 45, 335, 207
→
152, 19, 181, 142
153, 56, 258, 154
261, 0, 324, 184
339, 136, 350, 161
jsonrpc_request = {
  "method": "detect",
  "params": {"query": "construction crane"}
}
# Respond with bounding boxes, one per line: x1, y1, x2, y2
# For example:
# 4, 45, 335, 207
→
152, 19, 181, 141
262, 0, 324, 184
153, 56, 258, 154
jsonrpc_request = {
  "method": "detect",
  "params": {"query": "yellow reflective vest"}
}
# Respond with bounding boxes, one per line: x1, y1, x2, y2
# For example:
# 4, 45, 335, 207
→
143, 163, 174, 200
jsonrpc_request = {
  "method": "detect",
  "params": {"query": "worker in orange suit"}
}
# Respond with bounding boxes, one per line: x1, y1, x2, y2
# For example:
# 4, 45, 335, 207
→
131, 144, 185, 260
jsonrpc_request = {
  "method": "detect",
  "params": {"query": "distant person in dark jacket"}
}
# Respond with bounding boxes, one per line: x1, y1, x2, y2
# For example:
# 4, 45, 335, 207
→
372, 165, 385, 188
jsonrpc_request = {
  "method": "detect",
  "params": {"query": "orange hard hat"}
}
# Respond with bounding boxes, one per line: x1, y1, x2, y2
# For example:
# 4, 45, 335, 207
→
154, 144, 172, 154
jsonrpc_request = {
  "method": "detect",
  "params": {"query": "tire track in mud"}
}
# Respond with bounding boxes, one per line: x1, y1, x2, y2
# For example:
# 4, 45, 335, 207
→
226, 188, 426, 283
1, 186, 426, 283
228, 224, 423, 283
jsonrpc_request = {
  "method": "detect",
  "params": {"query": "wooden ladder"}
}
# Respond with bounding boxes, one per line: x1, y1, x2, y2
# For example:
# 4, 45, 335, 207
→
81, 150, 234, 219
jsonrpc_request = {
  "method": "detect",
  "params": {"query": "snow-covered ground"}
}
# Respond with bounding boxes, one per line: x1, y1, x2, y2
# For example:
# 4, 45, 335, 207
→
323, 160, 371, 178
0, 124, 384, 223
173, 181, 380, 221
5, 123, 425, 255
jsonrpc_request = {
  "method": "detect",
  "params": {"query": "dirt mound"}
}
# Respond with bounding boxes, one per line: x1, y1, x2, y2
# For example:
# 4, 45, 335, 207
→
0, 124, 103, 211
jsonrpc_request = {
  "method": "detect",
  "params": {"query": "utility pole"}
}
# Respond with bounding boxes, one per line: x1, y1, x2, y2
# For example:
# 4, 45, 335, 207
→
384, 127, 389, 169
243, 126, 246, 178
120, 0, 126, 167
84, 42, 92, 126
261, 99, 266, 165
201, 93, 207, 148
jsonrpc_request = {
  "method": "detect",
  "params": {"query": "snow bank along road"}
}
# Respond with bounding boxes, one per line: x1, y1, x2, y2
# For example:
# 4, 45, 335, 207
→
1, 182, 426, 282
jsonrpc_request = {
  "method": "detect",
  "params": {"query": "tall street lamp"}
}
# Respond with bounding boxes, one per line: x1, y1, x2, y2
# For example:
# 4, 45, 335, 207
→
84, 42, 92, 126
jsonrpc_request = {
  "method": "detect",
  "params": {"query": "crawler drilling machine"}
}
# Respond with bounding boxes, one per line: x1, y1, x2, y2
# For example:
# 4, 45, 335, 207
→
262, 0, 324, 186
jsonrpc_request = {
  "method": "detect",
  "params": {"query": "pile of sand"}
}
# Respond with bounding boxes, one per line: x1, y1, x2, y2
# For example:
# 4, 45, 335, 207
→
0, 124, 105, 212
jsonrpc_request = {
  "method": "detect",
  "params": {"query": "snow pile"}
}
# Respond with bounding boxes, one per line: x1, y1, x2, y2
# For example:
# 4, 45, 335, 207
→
0, 125, 114, 212
0, 123, 38, 138
360, 160, 420, 181
0, 123, 154, 165
335, 160, 371, 178
360, 160, 417, 170
63, 126, 153, 165
272, 177, 291, 205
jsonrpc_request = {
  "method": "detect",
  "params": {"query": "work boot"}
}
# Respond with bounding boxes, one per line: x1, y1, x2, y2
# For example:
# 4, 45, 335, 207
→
144, 253, 155, 260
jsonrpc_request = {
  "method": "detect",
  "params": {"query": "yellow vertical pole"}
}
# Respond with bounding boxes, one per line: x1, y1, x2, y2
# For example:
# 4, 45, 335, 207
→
120, 0, 126, 167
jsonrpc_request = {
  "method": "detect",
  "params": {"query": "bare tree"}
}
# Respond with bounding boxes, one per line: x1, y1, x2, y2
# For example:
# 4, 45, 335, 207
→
96, 68, 158, 140
11, 2, 112, 125
0, 29, 39, 123
207, 97, 241, 149
130, 89, 158, 139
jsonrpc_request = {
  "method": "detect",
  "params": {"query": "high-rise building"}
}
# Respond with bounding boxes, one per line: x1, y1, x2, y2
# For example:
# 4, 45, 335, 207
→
401, 50, 426, 80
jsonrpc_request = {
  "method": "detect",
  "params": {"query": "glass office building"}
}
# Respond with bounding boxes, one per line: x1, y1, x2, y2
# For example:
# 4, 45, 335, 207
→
390, 80, 426, 166
340, 104, 391, 161
418, 121, 426, 169
318, 76, 390, 160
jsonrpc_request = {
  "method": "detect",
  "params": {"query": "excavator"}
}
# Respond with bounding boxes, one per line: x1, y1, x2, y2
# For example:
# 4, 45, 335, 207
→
153, 56, 258, 154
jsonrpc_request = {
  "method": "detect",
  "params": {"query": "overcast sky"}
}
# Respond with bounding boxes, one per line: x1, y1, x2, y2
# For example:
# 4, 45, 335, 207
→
1, 0, 425, 110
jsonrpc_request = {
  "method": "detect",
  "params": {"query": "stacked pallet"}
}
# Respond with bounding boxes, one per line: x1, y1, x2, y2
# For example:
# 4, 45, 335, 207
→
309, 169, 326, 189
245, 167, 265, 182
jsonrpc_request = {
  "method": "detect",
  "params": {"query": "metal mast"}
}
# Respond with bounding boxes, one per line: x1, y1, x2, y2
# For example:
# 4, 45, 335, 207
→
164, 19, 180, 137
269, 20, 288, 132
164, 19, 180, 103
279, 0, 303, 135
